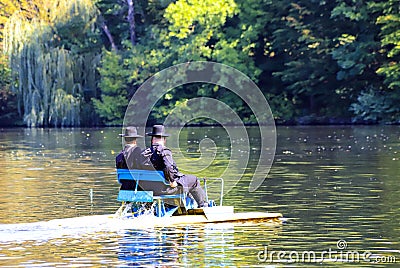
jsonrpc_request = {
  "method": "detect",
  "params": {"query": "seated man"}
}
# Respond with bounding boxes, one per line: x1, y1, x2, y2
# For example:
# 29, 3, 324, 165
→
116, 126, 144, 190
142, 124, 208, 207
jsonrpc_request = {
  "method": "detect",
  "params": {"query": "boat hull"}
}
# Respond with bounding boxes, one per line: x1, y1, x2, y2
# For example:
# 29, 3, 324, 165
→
156, 211, 283, 226
113, 206, 283, 227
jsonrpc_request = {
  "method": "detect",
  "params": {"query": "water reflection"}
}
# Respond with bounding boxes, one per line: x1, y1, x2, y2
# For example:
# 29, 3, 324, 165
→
0, 220, 281, 267
117, 229, 180, 266
116, 222, 281, 267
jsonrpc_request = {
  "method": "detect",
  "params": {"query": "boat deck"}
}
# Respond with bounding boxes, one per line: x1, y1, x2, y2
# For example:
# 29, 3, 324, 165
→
162, 211, 283, 226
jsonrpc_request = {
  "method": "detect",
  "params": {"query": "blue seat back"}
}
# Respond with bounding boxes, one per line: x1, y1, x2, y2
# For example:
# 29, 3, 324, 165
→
117, 169, 168, 185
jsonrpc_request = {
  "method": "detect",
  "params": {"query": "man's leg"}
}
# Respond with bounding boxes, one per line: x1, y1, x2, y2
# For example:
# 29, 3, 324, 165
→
177, 175, 208, 207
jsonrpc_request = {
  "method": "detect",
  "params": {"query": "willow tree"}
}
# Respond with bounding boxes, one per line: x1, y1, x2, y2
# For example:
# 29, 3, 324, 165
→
3, 0, 101, 127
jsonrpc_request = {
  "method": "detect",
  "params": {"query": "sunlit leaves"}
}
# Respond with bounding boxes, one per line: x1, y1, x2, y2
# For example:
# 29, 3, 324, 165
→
164, 0, 236, 39
375, 1, 400, 90
331, 1, 368, 21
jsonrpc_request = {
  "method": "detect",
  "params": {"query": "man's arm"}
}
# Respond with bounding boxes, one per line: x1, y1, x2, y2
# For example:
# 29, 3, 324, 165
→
156, 145, 182, 183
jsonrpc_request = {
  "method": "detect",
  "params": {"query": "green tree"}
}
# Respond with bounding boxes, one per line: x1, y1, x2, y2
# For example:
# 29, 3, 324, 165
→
93, 50, 130, 125
154, 0, 267, 124
3, 0, 102, 127
374, 0, 400, 90
350, 87, 400, 123
94, 0, 170, 125
0, 54, 18, 126
270, 2, 346, 119
96, 0, 246, 125
162, 0, 237, 63
328, 1, 384, 123
347, 0, 400, 123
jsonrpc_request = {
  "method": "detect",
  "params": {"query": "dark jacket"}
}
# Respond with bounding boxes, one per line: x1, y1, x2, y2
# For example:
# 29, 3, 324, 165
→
116, 144, 142, 170
143, 144, 183, 182
116, 144, 143, 190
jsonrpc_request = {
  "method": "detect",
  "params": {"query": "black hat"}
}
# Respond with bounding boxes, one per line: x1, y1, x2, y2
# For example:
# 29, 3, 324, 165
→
146, 124, 169, 137
119, 126, 143, 138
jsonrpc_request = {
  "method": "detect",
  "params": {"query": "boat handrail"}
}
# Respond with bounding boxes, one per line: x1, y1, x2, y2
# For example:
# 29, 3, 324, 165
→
203, 177, 224, 206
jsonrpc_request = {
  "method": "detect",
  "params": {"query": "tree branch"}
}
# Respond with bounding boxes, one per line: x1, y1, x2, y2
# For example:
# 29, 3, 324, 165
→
100, 20, 117, 51
126, 0, 136, 46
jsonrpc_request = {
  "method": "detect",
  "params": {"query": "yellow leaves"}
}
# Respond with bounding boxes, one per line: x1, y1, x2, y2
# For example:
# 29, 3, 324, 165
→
302, 29, 311, 36
338, 34, 356, 45
0, 0, 19, 24
307, 42, 320, 49
199, 45, 212, 58
285, 16, 297, 24
377, 14, 400, 24
0, 0, 90, 24
165, 93, 173, 100
165, 0, 236, 40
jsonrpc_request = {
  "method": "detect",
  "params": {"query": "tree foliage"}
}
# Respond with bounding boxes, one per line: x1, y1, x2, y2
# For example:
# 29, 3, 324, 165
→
350, 87, 400, 123
0, 54, 18, 125
92, 50, 130, 125
3, 0, 102, 127
1, 0, 400, 126
374, 0, 400, 90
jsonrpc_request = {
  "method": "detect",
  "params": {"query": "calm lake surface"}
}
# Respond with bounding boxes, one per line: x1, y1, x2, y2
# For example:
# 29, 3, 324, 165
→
0, 126, 399, 266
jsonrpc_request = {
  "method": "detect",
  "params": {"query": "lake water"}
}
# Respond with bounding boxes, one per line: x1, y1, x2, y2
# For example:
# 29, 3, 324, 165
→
0, 126, 399, 266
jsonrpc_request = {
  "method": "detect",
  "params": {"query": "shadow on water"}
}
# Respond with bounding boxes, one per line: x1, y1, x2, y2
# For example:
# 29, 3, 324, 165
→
0, 126, 399, 266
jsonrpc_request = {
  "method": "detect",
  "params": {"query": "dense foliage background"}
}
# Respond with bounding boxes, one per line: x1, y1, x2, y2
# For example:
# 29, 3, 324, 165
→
0, 0, 399, 127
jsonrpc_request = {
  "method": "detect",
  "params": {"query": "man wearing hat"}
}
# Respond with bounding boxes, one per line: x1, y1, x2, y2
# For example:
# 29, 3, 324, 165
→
116, 126, 144, 190
142, 124, 208, 207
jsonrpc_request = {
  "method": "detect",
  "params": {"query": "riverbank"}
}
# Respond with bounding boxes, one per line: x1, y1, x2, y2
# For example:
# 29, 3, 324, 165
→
1, 115, 399, 128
